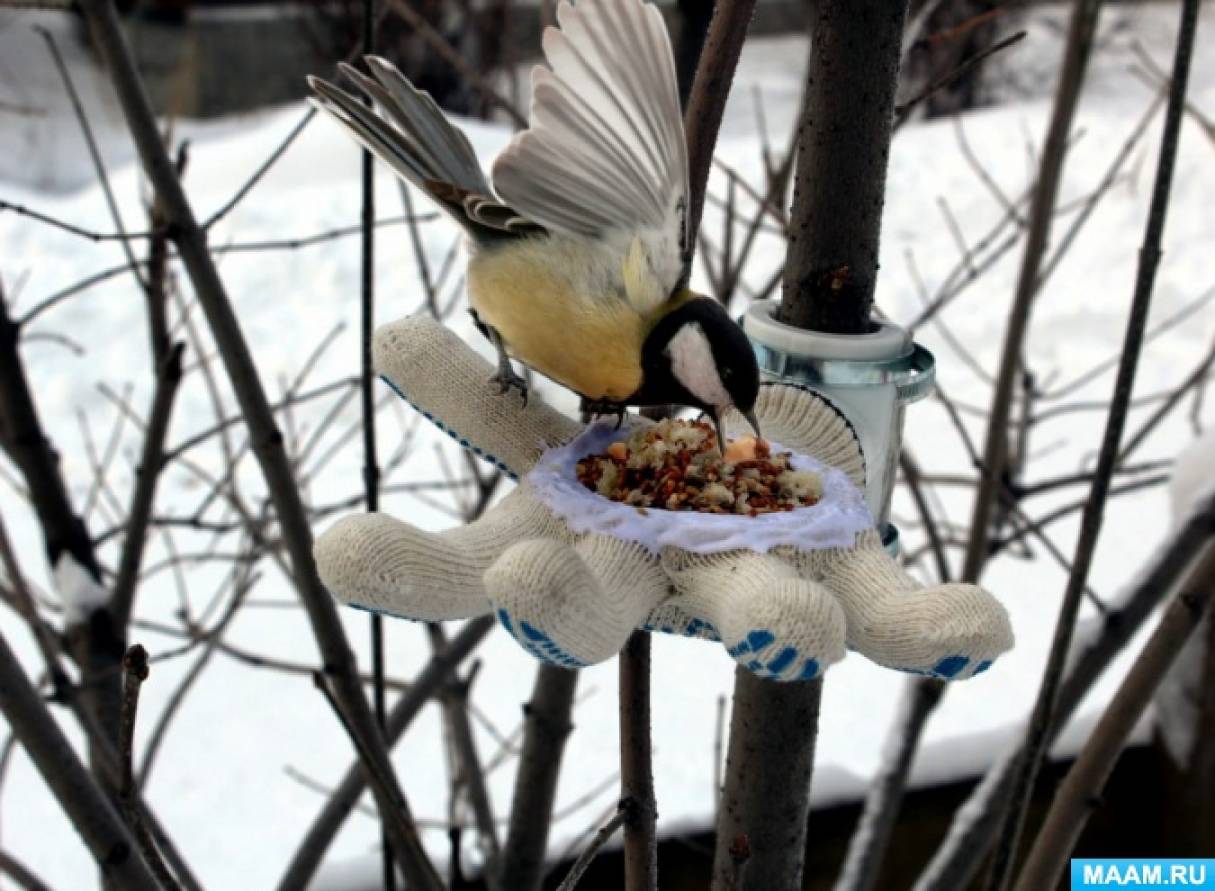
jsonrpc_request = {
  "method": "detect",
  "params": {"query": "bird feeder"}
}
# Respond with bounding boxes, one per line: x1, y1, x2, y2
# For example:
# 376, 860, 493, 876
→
743, 303, 936, 554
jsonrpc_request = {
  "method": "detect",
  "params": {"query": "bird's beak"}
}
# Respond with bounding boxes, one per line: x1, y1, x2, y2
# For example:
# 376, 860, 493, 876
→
709, 408, 728, 456
742, 408, 762, 440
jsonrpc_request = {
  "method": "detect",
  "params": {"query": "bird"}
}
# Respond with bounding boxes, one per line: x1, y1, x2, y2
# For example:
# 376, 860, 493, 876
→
307, 0, 761, 449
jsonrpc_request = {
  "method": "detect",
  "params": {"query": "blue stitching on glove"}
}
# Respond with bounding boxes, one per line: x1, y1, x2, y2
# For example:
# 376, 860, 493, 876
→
380, 375, 517, 480
725, 629, 822, 681
766, 646, 798, 675
931, 655, 969, 678
494, 608, 584, 668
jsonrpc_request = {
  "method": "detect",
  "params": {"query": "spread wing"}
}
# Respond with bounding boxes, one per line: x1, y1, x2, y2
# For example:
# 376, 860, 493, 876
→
491, 0, 689, 316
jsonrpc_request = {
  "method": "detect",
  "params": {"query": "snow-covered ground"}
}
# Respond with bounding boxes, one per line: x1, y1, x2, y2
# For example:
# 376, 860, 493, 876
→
1, 3, 1213, 889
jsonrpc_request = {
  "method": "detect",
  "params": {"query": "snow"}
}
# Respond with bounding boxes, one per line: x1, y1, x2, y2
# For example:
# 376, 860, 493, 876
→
1, 2, 1214, 889
1154, 426, 1215, 766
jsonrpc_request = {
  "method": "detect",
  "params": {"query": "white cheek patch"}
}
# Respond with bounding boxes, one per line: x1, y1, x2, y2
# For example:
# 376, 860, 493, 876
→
666, 323, 732, 408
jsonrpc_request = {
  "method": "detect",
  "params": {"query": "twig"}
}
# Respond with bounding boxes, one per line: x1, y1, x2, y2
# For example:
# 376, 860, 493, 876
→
555, 803, 628, 891
0, 625, 160, 890
203, 109, 317, 230
915, 488, 1215, 890
278, 615, 494, 891
986, 0, 1199, 883
76, 1, 444, 885
835, 678, 945, 891
36, 26, 148, 292
0, 199, 158, 243
1015, 540, 1215, 890
895, 31, 1027, 128
442, 663, 501, 881
118, 645, 183, 891
619, 632, 657, 891
0, 849, 53, 891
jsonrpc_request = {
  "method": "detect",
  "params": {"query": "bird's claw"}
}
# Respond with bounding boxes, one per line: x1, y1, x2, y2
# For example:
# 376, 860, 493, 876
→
491, 366, 529, 405
580, 398, 628, 428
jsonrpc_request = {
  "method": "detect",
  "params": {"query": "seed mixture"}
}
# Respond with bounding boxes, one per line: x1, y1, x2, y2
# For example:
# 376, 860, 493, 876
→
575, 418, 823, 515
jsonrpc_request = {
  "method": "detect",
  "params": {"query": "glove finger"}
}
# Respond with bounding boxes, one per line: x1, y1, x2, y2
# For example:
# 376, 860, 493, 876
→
315, 487, 561, 621
662, 550, 846, 681
817, 530, 1015, 679
484, 535, 667, 668
725, 384, 865, 488
375, 315, 581, 477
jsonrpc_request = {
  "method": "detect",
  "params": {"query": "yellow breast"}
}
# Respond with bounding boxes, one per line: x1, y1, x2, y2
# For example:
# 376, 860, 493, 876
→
468, 242, 647, 401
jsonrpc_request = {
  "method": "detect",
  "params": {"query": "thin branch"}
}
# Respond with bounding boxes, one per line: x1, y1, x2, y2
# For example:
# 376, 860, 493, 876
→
986, 0, 1199, 882
834, 677, 945, 891
961, 0, 1104, 583
0, 625, 160, 890
36, 25, 148, 291
1015, 540, 1215, 890
76, 2, 443, 885
555, 803, 628, 891
0, 849, 53, 891
0, 199, 158, 243
278, 616, 494, 891
894, 31, 1027, 128
915, 489, 1215, 890
111, 342, 185, 629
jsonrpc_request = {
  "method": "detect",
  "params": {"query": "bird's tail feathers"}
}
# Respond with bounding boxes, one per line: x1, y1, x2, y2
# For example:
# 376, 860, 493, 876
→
308, 57, 491, 229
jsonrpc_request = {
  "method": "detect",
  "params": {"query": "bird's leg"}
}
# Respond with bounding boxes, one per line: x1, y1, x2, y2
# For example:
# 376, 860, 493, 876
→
482, 322, 528, 405
580, 397, 628, 429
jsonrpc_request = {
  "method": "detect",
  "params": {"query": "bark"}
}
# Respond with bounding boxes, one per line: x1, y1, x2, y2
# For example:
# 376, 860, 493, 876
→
778, 0, 910, 334
496, 665, 579, 891
712, 669, 823, 890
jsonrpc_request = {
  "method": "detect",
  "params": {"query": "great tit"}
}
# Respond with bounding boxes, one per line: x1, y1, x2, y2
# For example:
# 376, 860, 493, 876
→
308, 0, 761, 446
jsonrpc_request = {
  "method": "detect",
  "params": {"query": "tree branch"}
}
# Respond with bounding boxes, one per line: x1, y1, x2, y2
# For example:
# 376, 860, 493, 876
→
619, 632, 657, 891
496, 664, 579, 891
1015, 538, 1215, 890
74, 1, 443, 885
986, 0, 1200, 882
682, 0, 759, 251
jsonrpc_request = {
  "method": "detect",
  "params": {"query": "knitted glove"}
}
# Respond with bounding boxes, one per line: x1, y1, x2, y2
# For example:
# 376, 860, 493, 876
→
315, 317, 1013, 681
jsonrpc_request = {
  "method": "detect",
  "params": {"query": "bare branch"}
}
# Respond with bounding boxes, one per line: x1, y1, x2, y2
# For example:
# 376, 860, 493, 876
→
987, 0, 1200, 882
555, 803, 628, 891
619, 632, 657, 891
1015, 540, 1215, 890
75, 1, 444, 884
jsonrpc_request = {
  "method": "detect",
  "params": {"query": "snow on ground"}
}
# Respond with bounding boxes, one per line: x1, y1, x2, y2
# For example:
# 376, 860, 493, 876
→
0, 3, 1213, 888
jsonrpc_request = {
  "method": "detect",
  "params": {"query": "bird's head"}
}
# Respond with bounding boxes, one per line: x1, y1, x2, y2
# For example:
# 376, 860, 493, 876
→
638, 295, 761, 450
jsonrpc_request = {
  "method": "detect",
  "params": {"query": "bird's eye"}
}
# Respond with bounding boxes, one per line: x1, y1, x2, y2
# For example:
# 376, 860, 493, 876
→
722, 368, 733, 381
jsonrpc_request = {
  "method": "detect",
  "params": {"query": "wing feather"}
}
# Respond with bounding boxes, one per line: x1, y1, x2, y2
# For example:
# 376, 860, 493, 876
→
491, 0, 689, 302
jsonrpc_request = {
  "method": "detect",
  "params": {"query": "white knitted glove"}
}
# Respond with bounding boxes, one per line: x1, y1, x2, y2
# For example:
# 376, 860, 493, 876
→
315, 317, 1013, 681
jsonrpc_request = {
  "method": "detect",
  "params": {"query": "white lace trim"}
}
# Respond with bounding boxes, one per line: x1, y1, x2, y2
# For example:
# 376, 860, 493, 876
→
527, 423, 874, 555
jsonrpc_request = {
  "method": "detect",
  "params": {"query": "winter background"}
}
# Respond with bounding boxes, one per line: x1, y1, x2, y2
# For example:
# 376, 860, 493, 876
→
0, 2, 1212, 888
